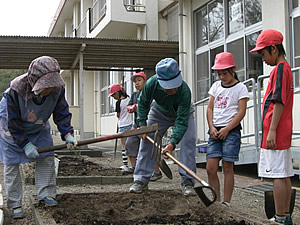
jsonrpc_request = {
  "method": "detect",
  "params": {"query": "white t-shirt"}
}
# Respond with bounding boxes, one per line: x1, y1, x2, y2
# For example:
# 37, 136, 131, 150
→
116, 96, 133, 127
208, 81, 249, 127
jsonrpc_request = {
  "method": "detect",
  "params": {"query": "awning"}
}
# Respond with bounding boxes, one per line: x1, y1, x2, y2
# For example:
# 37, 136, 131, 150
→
0, 36, 179, 70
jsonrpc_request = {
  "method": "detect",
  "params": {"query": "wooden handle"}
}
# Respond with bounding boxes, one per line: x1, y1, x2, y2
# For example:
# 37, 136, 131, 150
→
146, 135, 207, 186
38, 124, 160, 153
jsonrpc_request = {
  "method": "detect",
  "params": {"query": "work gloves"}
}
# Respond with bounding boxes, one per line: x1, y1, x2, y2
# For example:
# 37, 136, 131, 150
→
127, 104, 137, 113
65, 135, 78, 150
23, 142, 40, 159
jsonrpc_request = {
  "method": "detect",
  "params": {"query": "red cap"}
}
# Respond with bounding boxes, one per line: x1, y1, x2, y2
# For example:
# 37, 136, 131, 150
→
131, 72, 147, 82
211, 52, 235, 70
108, 84, 121, 96
249, 29, 283, 54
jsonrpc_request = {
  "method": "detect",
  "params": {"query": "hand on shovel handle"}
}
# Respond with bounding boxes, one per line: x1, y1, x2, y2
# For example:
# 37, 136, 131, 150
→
161, 144, 175, 159
146, 134, 217, 206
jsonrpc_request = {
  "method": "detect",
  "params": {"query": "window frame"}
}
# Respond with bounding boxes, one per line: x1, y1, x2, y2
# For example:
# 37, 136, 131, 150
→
193, 0, 262, 101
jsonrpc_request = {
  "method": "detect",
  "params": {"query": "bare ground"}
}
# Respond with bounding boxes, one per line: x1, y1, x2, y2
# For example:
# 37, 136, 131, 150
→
1, 151, 300, 224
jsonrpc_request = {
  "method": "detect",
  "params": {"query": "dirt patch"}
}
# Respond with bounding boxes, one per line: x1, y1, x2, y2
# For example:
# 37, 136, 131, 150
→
57, 156, 122, 176
43, 191, 256, 225
23, 155, 124, 177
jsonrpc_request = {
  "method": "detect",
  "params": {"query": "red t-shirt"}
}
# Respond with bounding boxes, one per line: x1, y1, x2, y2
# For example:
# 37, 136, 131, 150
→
261, 62, 294, 149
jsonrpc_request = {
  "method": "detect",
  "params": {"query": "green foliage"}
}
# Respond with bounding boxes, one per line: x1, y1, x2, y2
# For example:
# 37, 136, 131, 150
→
0, 69, 26, 98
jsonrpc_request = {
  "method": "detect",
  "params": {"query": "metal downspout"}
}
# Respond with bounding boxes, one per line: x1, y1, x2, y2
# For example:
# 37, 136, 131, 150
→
79, 51, 84, 140
178, 0, 184, 69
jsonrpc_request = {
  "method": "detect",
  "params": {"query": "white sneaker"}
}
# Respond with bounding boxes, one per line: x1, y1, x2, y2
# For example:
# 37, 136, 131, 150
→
119, 165, 128, 170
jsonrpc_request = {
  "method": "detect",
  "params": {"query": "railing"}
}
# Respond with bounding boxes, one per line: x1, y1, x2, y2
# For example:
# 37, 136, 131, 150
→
257, 67, 300, 145
90, 0, 107, 32
193, 78, 259, 150
123, 0, 145, 12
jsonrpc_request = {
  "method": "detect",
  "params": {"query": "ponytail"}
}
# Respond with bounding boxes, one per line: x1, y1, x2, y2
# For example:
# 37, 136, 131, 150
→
118, 89, 128, 98
233, 72, 239, 81
228, 68, 239, 81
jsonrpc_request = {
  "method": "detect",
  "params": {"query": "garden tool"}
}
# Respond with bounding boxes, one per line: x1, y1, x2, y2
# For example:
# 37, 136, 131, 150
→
145, 135, 217, 207
145, 130, 173, 180
38, 124, 160, 153
264, 189, 296, 219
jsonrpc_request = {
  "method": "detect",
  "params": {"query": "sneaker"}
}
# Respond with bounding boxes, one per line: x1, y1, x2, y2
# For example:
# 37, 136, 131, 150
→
269, 215, 286, 224
11, 207, 24, 219
122, 166, 134, 175
119, 165, 128, 170
150, 170, 162, 182
221, 201, 231, 207
182, 185, 194, 196
40, 197, 58, 207
284, 216, 293, 225
129, 181, 148, 193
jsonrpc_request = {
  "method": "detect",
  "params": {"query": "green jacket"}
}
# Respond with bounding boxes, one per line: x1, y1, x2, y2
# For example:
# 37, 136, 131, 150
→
137, 75, 191, 145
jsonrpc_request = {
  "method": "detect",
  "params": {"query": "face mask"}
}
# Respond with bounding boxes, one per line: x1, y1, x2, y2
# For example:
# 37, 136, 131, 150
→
34, 89, 44, 95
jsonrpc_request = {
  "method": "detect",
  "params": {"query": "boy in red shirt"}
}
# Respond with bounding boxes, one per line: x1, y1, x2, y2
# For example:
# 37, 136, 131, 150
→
250, 29, 294, 224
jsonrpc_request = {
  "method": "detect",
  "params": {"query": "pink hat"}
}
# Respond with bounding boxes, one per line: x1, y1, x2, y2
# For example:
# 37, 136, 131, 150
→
131, 72, 147, 82
108, 84, 121, 96
249, 29, 283, 54
211, 52, 235, 70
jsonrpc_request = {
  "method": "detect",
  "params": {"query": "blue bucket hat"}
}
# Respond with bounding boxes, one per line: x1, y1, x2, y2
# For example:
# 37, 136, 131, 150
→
156, 58, 182, 89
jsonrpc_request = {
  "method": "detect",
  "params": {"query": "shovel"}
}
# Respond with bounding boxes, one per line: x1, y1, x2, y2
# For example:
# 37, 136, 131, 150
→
146, 135, 217, 207
38, 124, 160, 153
264, 189, 296, 219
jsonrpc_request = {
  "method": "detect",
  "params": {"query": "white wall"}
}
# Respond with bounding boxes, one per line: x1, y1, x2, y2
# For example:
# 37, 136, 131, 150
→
82, 71, 95, 138
145, 0, 159, 40
262, 0, 290, 74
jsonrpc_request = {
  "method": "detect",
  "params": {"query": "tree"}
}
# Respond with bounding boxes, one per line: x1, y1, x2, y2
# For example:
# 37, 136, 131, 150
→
0, 70, 26, 98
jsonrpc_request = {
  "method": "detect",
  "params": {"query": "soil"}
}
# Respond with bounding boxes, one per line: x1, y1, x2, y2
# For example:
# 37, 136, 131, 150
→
1, 146, 299, 225
24, 155, 125, 178
57, 156, 122, 176
44, 191, 254, 225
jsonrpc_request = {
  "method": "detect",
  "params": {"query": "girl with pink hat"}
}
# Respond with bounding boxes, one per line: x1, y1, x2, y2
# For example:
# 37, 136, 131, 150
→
206, 52, 249, 207
109, 84, 133, 173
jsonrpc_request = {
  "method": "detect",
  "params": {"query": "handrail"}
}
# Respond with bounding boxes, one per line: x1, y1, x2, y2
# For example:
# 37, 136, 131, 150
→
193, 78, 259, 149
123, 0, 145, 12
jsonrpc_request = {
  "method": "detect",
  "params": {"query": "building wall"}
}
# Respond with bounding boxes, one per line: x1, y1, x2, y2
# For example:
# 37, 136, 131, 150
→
190, 0, 295, 145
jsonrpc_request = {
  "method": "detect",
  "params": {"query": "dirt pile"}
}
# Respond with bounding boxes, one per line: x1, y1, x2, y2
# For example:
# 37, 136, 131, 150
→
45, 191, 255, 225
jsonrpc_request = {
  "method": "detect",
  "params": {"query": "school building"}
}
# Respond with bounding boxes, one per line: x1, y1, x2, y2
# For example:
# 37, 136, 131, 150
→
47, 0, 300, 169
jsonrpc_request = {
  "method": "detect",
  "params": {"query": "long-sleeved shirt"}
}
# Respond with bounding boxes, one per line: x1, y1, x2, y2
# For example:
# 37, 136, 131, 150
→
6, 86, 73, 148
128, 91, 140, 128
137, 75, 191, 145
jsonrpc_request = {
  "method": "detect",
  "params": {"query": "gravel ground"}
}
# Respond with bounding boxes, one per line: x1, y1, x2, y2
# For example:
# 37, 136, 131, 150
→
1, 140, 300, 224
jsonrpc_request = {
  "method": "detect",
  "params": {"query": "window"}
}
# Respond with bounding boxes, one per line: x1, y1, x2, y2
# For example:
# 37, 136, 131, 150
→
194, 0, 262, 100
210, 45, 224, 83
292, 0, 299, 9
244, 0, 262, 27
227, 38, 244, 81
167, 6, 179, 41
228, 0, 243, 34
228, 0, 262, 35
195, 7, 208, 48
292, 15, 300, 88
100, 71, 115, 115
246, 32, 263, 81
208, 0, 224, 42
196, 52, 209, 101
290, 0, 300, 89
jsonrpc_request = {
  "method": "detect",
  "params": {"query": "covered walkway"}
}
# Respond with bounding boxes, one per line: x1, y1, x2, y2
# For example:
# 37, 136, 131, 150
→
0, 35, 178, 70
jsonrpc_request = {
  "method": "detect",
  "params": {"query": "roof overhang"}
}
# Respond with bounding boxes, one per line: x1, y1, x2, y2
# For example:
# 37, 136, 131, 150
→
0, 36, 179, 71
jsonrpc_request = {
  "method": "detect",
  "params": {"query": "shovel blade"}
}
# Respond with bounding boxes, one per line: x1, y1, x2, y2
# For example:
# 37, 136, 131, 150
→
264, 189, 296, 219
158, 159, 173, 180
194, 186, 217, 207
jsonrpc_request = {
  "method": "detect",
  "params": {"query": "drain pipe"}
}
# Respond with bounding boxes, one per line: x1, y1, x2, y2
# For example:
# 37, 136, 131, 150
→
178, 0, 185, 76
